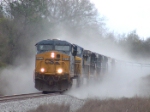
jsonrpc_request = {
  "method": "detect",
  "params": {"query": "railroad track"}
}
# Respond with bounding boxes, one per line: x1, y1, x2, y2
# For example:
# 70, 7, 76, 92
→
0, 92, 60, 103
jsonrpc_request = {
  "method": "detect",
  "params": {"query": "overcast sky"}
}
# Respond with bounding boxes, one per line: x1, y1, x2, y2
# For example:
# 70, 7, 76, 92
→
91, 0, 150, 39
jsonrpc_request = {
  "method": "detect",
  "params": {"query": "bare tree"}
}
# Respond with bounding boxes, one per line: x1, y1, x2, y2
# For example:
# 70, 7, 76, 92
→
0, 0, 105, 65
45, 0, 105, 36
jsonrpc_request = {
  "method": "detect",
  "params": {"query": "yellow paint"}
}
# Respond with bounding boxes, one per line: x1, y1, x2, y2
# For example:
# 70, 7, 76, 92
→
74, 56, 82, 75
35, 51, 70, 76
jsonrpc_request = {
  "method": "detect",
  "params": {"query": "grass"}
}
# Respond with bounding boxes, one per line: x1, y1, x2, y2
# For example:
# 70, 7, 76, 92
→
77, 97, 150, 112
28, 97, 150, 112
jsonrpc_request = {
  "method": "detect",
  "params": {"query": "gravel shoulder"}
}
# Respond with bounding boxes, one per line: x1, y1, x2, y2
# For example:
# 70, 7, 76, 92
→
0, 95, 84, 112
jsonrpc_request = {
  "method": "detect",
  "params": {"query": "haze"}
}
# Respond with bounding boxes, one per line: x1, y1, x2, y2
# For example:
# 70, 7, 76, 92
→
0, 0, 150, 98
91, 0, 150, 39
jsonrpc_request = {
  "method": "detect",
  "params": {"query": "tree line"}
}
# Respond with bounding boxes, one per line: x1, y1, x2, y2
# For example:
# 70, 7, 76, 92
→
0, 0, 150, 67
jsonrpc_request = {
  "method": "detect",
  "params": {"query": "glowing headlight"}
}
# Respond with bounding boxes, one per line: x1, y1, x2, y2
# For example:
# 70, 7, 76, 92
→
57, 68, 63, 74
40, 68, 45, 72
51, 52, 55, 58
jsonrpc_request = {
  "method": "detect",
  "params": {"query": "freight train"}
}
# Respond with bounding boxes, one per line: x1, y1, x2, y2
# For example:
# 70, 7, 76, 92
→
34, 39, 113, 92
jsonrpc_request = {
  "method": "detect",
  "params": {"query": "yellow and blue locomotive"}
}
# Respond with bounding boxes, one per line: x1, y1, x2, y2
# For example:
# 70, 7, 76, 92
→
34, 39, 83, 92
34, 39, 110, 92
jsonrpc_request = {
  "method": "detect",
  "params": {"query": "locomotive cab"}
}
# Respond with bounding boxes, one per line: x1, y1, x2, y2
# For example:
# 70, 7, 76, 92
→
34, 39, 78, 92
33, 39, 112, 92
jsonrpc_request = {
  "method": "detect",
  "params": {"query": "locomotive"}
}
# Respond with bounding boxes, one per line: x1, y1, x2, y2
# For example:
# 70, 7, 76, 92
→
34, 39, 109, 92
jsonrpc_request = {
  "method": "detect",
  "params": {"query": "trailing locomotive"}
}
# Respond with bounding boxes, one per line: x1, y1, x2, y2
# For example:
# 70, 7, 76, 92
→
34, 39, 109, 92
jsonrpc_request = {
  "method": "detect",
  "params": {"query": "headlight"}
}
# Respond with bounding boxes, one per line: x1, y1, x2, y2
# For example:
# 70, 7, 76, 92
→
51, 52, 55, 58
57, 68, 63, 74
40, 68, 45, 72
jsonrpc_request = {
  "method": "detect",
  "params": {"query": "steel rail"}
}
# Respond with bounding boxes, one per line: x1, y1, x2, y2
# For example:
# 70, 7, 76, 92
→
0, 92, 60, 103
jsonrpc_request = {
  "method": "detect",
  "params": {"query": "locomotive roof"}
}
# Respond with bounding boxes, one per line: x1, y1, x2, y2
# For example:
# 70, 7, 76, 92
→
35, 39, 72, 46
83, 50, 106, 58
36, 39, 84, 50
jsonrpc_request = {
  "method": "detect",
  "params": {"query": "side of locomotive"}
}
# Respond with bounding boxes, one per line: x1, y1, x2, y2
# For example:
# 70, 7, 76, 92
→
34, 39, 83, 92
82, 50, 109, 79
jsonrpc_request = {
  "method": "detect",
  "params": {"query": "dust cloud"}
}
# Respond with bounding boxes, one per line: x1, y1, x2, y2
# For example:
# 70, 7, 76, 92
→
0, 58, 38, 96
0, 37, 40, 96
67, 64, 150, 99
0, 25, 150, 98
52, 32, 150, 99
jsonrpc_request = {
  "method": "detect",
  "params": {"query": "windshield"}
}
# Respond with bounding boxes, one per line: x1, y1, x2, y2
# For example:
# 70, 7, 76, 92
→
37, 45, 53, 53
36, 44, 70, 54
55, 45, 70, 52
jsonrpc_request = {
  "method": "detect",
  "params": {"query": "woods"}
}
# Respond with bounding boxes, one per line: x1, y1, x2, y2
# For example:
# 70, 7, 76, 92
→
0, 0, 150, 67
